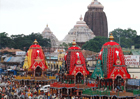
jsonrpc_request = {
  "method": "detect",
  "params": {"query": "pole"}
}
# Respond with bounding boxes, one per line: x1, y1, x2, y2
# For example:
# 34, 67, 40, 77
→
119, 35, 120, 45
84, 75, 86, 85
74, 75, 76, 84
113, 79, 114, 92
124, 79, 126, 92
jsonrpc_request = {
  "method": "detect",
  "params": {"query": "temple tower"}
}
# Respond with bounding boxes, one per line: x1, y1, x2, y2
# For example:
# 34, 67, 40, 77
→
84, 0, 108, 37
63, 16, 95, 47
42, 25, 59, 47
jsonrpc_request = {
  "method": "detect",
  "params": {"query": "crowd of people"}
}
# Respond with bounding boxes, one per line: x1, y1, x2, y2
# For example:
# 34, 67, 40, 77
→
0, 74, 86, 99
0, 74, 57, 99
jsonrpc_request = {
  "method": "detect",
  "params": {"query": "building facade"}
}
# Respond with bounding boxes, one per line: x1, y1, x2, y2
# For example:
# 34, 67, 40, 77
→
84, 0, 108, 37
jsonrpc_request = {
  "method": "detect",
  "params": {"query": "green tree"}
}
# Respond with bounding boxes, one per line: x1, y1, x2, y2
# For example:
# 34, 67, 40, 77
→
110, 28, 137, 48
132, 36, 140, 48
59, 42, 77, 51
63, 42, 69, 50
11, 34, 26, 49
110, 28, 137, 40
119, 37, 134, 48
82, 36, 108, 52
68, 43, 73, 47
0, 32, 14, 48
28, 33, 51, 48
10, 33, 51, 51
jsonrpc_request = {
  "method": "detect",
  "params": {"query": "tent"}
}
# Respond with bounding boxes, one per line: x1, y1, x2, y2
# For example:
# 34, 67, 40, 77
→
127, 79, 140, 86
0, 69, 4, 74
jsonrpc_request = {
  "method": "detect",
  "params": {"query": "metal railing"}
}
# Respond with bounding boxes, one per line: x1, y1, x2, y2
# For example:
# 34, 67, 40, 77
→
82, 88, 110, 96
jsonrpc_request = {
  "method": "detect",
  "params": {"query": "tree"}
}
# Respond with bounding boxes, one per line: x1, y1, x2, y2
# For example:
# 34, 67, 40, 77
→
82, 36, 108, 52
0, 32, 51, 51
11, 34, 27, 49
28, 33, 51, 48
0, 32, 14, 48
119, 37, 134, 48
110, 28, 137, 47
110, 28, 137, 48
132, 36, 140, 48
11, 33, 51, 51
110, 28, 137, 40
59, 42, 72, 51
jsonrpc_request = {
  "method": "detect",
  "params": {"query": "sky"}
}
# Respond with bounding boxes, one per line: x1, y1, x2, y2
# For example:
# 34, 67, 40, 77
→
0, 0, 140, 41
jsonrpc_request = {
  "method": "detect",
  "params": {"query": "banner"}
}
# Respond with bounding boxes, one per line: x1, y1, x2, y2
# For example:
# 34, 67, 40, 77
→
16, 51, 26, 56
124, 55, 139, 66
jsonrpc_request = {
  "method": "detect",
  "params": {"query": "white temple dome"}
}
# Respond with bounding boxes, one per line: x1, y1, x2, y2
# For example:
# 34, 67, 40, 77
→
63, 16, 95, 44
74, 16, 88, 28
42, 25, 59, 47
42, 25, 52, 33
88, 0, 104, 9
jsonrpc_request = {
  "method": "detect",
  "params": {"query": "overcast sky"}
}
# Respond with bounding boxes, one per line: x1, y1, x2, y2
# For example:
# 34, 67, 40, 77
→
0, 0, 140, 41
